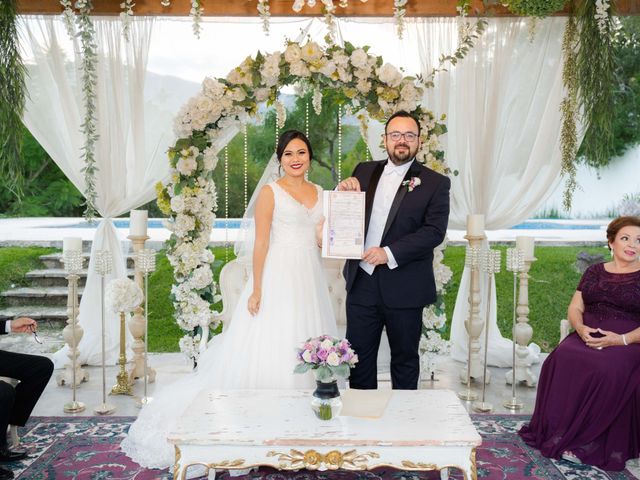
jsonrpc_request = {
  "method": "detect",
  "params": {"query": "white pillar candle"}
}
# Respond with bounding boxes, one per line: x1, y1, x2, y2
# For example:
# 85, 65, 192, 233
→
466, 214, 485, 236
516, 236, 535, 259
63, 237, 82, 254
130, 210, 148, 237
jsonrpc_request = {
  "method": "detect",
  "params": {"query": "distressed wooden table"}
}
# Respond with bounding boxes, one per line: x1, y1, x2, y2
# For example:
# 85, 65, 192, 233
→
167, 389, 481, 480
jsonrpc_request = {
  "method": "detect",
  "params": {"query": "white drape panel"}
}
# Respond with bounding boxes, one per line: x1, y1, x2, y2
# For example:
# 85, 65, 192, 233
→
20, 16, 172, 366
415, 17, 566, 366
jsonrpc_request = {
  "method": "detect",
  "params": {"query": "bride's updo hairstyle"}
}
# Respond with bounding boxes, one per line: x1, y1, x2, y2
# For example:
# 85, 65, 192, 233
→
276, 130, 314, 163
606, 216, 640, 250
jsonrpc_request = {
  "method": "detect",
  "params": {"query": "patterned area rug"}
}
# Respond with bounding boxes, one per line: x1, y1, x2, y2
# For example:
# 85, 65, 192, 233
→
6, 415, 637, 479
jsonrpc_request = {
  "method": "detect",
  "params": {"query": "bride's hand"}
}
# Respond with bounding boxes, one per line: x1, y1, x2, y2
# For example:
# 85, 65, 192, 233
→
248, 291, 261, 316
315, 216, 325, 247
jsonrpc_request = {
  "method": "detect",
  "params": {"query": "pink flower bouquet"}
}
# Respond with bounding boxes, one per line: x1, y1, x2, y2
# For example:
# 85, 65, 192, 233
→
294, 335, 359, 381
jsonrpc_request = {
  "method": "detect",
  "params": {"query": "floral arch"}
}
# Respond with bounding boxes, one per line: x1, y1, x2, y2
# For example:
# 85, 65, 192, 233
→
156, 39, 453, 361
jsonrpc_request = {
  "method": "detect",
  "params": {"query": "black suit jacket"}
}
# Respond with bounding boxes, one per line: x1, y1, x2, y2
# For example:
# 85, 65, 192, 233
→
0, 320, 8, 335
344, 159, 450, 308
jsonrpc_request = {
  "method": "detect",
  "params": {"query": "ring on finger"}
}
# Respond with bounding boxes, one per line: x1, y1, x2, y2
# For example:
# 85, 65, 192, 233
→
597, 346, 603, 350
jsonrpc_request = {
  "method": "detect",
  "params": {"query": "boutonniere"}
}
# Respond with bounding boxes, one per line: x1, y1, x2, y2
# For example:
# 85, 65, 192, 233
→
402, 177, 421, 192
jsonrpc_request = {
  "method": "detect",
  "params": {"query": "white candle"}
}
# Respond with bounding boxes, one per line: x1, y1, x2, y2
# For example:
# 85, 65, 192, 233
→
466, 214, 485, 236
516, 236, 535, 259
63, 237, 82, 254
130, 210, 148, 237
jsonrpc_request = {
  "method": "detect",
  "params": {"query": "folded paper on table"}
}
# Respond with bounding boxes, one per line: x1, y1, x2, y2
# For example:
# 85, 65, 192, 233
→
322, 190, 365, 260
340, 388, 393, 418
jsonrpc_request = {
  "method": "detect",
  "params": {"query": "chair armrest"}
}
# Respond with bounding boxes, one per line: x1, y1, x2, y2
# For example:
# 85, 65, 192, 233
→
560, 319, 572, 342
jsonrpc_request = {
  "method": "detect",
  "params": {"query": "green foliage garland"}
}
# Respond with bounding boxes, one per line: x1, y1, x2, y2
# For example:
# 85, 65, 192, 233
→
575, 0, 617, 169
559, 14, 579, 210
0, 0, 26, 197
76, 0, 100, 220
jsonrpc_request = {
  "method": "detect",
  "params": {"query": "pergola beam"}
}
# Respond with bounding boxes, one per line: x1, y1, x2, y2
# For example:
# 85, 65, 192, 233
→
16, 0, 640, 17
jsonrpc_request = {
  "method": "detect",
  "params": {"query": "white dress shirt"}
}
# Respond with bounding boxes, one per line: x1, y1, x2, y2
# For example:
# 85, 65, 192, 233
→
359, 159, 414, 275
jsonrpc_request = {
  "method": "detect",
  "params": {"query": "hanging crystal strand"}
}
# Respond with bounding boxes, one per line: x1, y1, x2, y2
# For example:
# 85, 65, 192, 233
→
224, 145, 229, 264
305, 98, 310, 180
243, 123, 248, 211
337, 105, 343, 183
275, 105, 280, 152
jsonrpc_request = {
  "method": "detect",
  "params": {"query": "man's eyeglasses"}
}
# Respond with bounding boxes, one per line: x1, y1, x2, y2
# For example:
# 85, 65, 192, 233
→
385, 131, 419, 142
29, 324, 43, 344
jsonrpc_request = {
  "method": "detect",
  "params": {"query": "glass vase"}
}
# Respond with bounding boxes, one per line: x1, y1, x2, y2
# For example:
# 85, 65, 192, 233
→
311, 376, 342, 420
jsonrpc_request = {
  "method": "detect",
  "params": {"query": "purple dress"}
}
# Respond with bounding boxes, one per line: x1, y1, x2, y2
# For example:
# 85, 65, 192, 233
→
519, 263, 640, 470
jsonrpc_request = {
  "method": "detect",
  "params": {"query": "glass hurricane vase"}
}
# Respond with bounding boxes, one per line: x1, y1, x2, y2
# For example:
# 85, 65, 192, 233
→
311, 373, 342, 420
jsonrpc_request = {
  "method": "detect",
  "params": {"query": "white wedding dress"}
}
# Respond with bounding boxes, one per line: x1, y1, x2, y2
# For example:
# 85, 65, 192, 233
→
121, 181, 337, 469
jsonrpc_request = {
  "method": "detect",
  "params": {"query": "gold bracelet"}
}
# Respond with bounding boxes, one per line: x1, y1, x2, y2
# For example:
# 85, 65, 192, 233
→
622, 334, 628, 346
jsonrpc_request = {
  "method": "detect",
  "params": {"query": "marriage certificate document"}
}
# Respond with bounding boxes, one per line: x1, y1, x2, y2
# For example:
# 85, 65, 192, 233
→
322, 190, 365, 259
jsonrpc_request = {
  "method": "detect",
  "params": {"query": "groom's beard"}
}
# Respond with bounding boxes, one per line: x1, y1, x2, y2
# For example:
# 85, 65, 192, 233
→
387, 142, 418, 165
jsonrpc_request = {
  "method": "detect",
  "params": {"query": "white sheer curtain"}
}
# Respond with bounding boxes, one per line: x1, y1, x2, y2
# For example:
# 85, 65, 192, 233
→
415, 17, 567, 366
20, 16, 172, 367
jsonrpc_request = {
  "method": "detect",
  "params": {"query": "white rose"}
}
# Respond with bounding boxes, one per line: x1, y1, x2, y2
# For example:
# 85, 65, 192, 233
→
326, 351, 340, 367
176, 156, 197, 176
332, 51, 349, 67
195, 95, 214, 114
378, 63, 403, 88
350, 48, 369, 69
337, 67, 352, 83
302, 350, 312, 362
356, 78, 371, 94
254, 87, 271, 102
289, 61, 310, 77
300, 41, 322, 62
284, 43, 302, 64
202, 147, 218, 171
175, 213, 196, 234
190, 265, 213, 290
319, 60, 337, 78
320, 338, 333, 350
202, 77, 225, 98
170, 195, 186, 213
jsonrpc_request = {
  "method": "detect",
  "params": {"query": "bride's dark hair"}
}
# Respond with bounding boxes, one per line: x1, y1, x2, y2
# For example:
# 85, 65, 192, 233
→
276, 130, 314, 163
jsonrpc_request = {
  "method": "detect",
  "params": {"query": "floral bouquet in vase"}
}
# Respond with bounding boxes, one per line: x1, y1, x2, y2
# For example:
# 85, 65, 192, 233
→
294, 335, 358, 420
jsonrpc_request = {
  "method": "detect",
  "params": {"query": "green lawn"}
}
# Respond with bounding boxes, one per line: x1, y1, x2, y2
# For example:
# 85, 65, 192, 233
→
0, 244, 606, 354
441, 245, 606, 352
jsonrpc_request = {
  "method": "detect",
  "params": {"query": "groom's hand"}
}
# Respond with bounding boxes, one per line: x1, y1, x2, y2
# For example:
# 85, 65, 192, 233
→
337, 177, 360, 192
362, 247, 388, 266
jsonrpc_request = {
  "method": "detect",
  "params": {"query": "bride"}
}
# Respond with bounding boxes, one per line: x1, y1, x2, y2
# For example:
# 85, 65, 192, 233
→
121, 130, 338, 468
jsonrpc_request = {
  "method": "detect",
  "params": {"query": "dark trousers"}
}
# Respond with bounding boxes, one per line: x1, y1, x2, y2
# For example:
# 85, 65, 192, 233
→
346, 268, 423, 390
0, 351, 53, 445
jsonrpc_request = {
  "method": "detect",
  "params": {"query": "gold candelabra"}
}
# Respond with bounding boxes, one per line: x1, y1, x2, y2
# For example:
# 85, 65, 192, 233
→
111, 311, 133, 396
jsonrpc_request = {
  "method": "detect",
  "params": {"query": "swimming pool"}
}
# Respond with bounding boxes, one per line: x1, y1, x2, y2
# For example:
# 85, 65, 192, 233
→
55, 219, 604, 230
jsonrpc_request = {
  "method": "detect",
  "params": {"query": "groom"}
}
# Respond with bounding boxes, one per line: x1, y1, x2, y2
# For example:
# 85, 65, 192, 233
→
338, 111, 450, 390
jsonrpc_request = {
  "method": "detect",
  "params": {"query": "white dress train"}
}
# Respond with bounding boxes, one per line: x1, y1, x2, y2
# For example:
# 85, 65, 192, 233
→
121, 182, 338, 469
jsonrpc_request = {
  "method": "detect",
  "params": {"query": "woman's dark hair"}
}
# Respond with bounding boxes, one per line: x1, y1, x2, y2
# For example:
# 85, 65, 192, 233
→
606, 216, 640, 248
275, 130, 313, 163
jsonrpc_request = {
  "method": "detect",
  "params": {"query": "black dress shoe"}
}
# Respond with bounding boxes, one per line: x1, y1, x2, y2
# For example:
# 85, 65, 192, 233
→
0, 466, 13, 479
0, 445, 27, 462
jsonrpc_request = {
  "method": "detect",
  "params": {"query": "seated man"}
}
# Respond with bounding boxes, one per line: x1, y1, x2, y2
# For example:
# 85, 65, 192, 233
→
0, 317, 54, 480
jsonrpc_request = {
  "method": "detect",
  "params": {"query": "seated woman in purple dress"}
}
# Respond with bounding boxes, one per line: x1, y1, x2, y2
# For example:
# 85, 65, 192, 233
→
519, 216, 640, 471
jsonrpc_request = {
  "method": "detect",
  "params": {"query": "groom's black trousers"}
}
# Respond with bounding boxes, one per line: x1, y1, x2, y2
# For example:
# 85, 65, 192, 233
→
0, 350, 53, 445
346, 268, 423, 390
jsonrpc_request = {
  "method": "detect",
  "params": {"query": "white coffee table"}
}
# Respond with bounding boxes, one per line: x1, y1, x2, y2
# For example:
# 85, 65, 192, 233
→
168, 389, 481, 480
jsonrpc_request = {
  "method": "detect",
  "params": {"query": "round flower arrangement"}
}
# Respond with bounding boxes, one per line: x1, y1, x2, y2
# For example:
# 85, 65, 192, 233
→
159, 39, 451, 361
106, 278, 143, 313
294, 335, 359, 381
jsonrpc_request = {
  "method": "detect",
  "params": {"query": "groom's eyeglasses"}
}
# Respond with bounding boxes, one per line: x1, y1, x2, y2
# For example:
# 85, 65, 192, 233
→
29, 324, 43, 344
385, 131, 419, 142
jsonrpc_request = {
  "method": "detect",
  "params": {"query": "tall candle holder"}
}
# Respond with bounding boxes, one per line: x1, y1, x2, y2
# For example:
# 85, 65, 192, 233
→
106, 277, 143, 397
473, 249, 501, 413
135, 249, 157, 407
504, 247, 525, 410
111, 311, 133, 396
127, 233, 154, 384
94, 250, 116, 415
58, 250, 88, 413
458, 241, 483, 401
